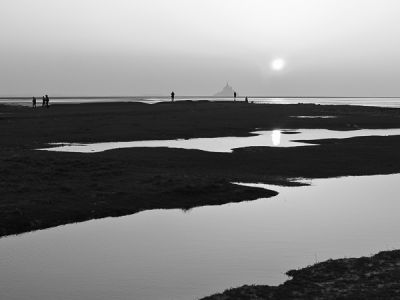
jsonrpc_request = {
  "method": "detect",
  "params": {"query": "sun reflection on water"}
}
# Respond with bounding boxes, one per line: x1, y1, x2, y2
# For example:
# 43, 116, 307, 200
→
272, 130, 281, 146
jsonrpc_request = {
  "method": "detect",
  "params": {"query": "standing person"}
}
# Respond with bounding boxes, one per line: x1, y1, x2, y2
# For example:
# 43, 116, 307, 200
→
245, 96, 249, 103
42, 96, 46, 107
171, 91, 175, 102
32, 97, 36, 108
45, 94, 49, 108
234, 91, 237, 102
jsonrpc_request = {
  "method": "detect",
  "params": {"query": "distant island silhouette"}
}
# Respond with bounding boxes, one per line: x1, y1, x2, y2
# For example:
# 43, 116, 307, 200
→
214, 82, 235, 97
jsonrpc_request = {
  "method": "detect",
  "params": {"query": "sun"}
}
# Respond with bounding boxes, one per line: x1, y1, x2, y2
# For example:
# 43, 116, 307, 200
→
271, 58, 286, 71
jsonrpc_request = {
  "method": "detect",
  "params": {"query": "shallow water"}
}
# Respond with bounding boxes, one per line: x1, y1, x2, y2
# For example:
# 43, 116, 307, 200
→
1, 174, 400, 300
290, 115, 337, 118
38, 128, 400, 153
252, 97, 400, 107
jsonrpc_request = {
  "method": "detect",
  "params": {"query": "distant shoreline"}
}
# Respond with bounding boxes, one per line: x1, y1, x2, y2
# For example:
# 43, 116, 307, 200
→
2, 96, 400, 109
3, 95, 400, 99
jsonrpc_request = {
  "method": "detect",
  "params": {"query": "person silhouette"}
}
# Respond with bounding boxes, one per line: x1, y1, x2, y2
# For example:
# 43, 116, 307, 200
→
45, 94, 49, 108
32, 97, 36, 108
171, 91, 175, 102
234, 91, 237, 102
245, 96, 249, 103
42, 96, 46, 107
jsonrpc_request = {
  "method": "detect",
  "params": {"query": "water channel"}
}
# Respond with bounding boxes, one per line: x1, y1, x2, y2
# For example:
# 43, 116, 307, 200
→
1, 174, 399, 300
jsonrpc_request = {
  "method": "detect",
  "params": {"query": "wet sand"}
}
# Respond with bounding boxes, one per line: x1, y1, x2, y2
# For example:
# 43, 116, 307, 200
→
1, 101, 400, 237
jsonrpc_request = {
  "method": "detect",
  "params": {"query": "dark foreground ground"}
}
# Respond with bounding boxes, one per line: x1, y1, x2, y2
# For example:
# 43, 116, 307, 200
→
1, 101, 400, 298
201, 250, 400, 300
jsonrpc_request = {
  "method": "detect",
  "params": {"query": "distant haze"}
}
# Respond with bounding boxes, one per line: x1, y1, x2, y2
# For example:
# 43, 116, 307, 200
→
1, 0, 400, 97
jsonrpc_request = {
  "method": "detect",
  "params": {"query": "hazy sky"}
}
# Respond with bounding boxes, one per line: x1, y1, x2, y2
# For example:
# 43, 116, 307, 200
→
1, 0, 400, 96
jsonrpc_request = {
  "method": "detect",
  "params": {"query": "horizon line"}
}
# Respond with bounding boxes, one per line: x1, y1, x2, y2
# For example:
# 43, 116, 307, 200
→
2, 95, 400, 99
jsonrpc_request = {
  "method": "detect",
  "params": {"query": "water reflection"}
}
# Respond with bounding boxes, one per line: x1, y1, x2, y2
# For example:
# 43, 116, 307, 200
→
38, 128, 400, 153
1, 174, 400, 300
271, 130, 281, 146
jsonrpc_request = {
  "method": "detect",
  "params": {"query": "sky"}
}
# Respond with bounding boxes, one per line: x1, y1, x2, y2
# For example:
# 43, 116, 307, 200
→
1, 0, 400, 97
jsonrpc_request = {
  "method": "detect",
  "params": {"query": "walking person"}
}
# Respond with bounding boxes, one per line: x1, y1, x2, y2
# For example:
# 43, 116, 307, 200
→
42, 96, 46, 107
234, 91, 237, 102
45, 94, 50, 108
245, 96, 249, 103
32, 96, 36, 108
171, 91, 175, 102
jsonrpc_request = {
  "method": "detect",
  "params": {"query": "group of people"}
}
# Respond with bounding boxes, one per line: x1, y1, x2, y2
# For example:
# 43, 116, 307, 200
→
32, 93, 247, 105
32, 95, 50, 108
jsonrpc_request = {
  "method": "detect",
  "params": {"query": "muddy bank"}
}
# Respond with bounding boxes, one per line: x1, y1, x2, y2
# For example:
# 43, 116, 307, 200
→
201, 250, 400, 300
1, 101, 400, 237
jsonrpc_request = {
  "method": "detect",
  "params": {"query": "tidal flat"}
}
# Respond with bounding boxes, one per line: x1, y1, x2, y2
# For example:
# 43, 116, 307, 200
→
1, 101, 400, 298
1, 101, 400, 236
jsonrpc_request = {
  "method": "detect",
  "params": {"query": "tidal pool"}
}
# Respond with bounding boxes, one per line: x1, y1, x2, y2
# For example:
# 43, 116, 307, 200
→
38, 128, 400, 153
1, 174, 400, 300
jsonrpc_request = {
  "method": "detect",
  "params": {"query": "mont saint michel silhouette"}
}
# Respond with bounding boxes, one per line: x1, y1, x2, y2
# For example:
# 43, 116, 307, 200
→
214, 82, 235, 97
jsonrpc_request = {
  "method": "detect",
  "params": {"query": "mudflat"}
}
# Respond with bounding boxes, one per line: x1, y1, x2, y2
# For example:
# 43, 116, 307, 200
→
1, 101, 400, 237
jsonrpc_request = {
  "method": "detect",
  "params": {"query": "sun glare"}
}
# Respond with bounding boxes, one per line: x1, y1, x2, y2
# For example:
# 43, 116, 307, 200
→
271, 58, 285, 71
